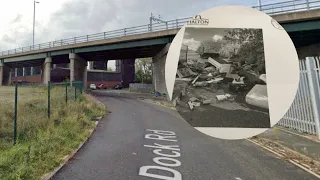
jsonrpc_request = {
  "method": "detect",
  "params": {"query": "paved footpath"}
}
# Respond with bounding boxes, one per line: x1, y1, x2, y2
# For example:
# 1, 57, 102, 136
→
53, 92, 317, 180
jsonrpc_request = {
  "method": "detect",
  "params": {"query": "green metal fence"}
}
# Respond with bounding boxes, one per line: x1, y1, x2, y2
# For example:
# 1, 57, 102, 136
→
0, 81, 83, 145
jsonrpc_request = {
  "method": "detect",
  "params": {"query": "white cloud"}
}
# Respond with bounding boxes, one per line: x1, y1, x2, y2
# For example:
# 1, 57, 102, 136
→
0, 0, 260, 51
212, 34, 223, 42
183, 38, 201, 51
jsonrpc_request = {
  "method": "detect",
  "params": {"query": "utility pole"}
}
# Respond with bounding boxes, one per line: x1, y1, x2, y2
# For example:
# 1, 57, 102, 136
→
150, 13, 168, 31
33, 0, 39, 47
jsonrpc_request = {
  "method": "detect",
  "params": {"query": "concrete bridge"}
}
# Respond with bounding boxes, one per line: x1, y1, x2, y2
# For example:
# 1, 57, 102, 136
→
1, 2, 320, 93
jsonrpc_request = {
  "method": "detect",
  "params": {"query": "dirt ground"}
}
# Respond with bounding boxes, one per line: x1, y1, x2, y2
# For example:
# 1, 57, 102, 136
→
172, 79, 270, 128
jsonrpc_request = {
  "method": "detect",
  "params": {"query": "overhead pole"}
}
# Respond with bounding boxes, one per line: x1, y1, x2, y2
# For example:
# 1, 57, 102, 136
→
33, 0, 40, 48
258, 0, 262, 10
150, 13, 168, 30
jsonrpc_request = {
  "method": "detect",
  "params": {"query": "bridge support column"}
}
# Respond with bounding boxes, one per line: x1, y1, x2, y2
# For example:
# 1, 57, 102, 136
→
0, 62, 11, 86
116, 60, 122, 73
69, 53, 87, 89
41, 57, 52, 85
121, 60, 135, 88
152, 43, 171, 98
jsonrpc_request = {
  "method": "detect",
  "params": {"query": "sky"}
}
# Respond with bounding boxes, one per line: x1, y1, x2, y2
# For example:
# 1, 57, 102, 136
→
183, 28, 229, 51
0, 0, 285, 51
0, 0, 284, 69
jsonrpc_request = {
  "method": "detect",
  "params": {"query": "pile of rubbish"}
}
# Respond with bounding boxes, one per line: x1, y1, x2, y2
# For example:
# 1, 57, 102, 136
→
187, 96, 212, 110
175, 56, 268, 110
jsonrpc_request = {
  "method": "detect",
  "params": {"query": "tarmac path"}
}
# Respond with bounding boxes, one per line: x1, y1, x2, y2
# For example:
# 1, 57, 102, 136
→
53, 91, 316, 180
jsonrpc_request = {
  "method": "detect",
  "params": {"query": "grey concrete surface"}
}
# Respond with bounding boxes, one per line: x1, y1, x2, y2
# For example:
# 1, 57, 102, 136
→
52, 91, 317, 180
272, 9, 320, 23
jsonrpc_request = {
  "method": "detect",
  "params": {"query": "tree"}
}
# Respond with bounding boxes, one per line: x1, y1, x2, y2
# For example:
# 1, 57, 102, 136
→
106, 67, 114, 72
135, 58, 153, 84
222, 28, 265, 74
196, 39, 223, 56
219, 41, 241, 58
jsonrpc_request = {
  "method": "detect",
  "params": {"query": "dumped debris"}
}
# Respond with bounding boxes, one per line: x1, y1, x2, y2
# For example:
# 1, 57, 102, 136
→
259, 74, 266, 83
188, 101, 194, 110
245, 84, 268, 109
177, 67, 197, 78
175, 54, 268, 111
193, 102, 201, 107
208, 57, 232, 74
216, 94, 235, 102
191, 74, 201, 84
207, 77, 224, 84
225, 73, 240, 79
232, 77, 245, 85
193, 81, 209, 87
189, 97, 199, 102
202, 99, 211, 105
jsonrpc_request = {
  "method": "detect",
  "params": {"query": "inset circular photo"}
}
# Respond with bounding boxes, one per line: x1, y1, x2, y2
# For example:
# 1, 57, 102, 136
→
165, 5, 300, 140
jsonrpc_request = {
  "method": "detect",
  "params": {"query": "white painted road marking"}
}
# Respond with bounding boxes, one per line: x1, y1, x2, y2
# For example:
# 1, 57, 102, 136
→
139, 129, 182, 180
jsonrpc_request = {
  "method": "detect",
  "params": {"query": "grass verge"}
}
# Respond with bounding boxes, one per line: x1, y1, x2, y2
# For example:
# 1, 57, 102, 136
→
0, 86, 106, 180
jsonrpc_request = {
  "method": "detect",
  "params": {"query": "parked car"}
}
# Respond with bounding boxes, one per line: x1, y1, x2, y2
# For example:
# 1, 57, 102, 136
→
97, 83, 108, 89
90, 84, 97, 90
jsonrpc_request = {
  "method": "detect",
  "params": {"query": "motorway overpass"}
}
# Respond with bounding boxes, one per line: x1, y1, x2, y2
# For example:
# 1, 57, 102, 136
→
1, 7, 320, 93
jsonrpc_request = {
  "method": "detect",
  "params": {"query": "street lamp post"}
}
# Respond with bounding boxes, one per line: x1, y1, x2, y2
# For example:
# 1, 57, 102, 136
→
258, 0, 262, 10
33, 0, 39, 47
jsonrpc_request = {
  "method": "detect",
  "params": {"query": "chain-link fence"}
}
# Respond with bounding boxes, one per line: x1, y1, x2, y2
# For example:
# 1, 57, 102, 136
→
0, 81, 83, 145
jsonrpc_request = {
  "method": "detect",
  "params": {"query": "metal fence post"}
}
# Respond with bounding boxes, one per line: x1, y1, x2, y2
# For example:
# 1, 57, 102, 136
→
306, 57, 320, 138
75, 85, 77, 100
124, 28, 127, 36
306, 0, 310, 10
14, 83, 18, 145
87, 35, 89, 42
186, 45, 188, 62
48, 81, 51, 119
176, 19, 178, 28
65, 82, 68, 104
80, 81, 83, 95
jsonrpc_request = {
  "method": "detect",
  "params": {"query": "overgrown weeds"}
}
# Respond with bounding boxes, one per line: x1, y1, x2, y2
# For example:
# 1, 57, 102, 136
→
0, 86, 105, 180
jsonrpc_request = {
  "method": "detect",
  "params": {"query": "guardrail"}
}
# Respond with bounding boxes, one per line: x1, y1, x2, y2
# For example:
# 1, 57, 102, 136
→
1, 0, 320, 57
253, 0, 320, 15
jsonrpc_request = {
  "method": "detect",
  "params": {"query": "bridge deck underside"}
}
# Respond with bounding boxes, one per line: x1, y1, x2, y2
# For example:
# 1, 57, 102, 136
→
289, 29, 320, 48
5, 59, 44, 68
78, 44, 166, 61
